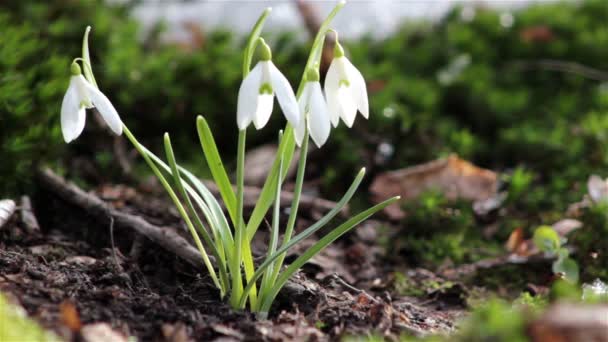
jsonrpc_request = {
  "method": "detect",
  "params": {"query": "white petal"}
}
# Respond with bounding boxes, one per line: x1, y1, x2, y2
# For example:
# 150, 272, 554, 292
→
237, 62, 263, 130
307, 82, 331, 148
61, 77, 86, 143
295, 83, 313, 147
253, 94, 274, 129
344, 58, 369, 119
268, 61, 299, 127
337, 86, 358, 128
324, 59, 341, 127
82, 78, 123, 135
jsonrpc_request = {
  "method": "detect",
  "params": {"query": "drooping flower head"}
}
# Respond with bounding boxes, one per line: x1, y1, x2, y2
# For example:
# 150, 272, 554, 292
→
295, 68, 331, 148
324, 36, 368, 128
61, 61, 122, 143
237, 38, 299, 131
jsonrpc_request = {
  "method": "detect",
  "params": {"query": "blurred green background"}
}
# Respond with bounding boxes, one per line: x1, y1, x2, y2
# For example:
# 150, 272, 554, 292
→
1, 0, 607, 279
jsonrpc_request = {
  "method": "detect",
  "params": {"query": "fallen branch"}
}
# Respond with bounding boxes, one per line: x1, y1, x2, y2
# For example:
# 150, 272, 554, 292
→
37, 168, 206, 267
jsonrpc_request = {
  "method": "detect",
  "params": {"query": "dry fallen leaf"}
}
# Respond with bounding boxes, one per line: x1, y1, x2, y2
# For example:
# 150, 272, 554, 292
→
506, 227, 525, 253
552, 219, 583, 237
370, 154, 497, 219
60, 301, 82, 333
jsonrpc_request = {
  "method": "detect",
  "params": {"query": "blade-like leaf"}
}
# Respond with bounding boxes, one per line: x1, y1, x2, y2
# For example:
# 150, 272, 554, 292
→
238, 168, 366, 308
196, 116, 238, 225
164, 133, 230, 293
245, 126, 296, 240
259, 196, 400, 312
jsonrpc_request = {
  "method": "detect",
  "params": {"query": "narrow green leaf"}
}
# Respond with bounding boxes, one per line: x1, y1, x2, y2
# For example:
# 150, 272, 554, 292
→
239, 168, 367, 308
258, 131, 285, 306
196, 116, 238, 225
122, 127, 222, 291
259, 195, 400, 312
164, 133, 230, 294
245, 126, 296, 240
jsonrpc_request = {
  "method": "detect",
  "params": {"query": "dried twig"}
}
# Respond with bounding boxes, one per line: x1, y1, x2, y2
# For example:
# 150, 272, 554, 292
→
37, 168, 207, 267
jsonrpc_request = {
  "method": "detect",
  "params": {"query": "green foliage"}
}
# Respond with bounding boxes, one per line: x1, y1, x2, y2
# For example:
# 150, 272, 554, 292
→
454, 299, 528, 342
532, 225, 579, 283
391, 191, 497, 267
0, 292, 59, 342
572, 201, 608, 280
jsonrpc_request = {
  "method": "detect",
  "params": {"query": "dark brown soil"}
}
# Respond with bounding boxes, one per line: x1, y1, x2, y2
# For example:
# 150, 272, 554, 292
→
0, 183, 458, 341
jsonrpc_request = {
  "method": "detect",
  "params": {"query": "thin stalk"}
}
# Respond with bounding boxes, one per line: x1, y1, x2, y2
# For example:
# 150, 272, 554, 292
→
230, 129, 247, 308
122, 126, 222, 291
269, 128, 308, 285
258, 132, 285, 308
164, 133, 230, 296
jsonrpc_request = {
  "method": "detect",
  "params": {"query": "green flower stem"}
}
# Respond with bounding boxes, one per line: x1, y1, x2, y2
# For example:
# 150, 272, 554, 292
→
258, 131, 285, 308
231, 129, 247, 308
122, 126, 222, 291
164, 133, 230, 297
269, 128, 309, 287
81, 26, 98, 88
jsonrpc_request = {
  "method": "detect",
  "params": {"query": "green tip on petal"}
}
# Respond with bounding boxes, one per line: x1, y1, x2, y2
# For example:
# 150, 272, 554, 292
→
259, 82, 273, 95
70, 62, 82, 76
305, 67, 320, 82
259, 38, 272, 61
334, 41, 345, 58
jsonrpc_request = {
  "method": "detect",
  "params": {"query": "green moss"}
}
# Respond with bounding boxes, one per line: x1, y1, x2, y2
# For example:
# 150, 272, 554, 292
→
0, 292, 59, 342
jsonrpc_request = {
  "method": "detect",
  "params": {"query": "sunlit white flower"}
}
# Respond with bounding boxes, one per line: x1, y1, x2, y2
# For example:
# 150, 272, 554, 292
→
295, 69, 331, 148
237, 39, 299, 130
324, 41, 368, 128
61, 62, 122, 143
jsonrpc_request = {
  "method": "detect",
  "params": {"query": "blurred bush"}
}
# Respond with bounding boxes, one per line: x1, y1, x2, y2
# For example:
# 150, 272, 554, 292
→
1, 0, 607, 218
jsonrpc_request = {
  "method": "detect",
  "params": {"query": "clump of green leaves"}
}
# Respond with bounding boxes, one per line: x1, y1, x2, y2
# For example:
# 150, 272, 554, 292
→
64, 3, 398, 316
533, 225, 579, 283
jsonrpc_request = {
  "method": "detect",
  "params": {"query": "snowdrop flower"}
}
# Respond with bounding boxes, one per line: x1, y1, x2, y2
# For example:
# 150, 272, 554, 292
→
295, 68, 331, 148
61, 62, 122, 143
325, 39, 368, 128
237, 39, 299, 130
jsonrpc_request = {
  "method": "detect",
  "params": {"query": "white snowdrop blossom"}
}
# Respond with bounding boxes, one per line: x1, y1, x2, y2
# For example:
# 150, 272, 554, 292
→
61, 62, 122, 143
295, 69, 331, 148
324, 41, 368, 128
237, 40, 299, 131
